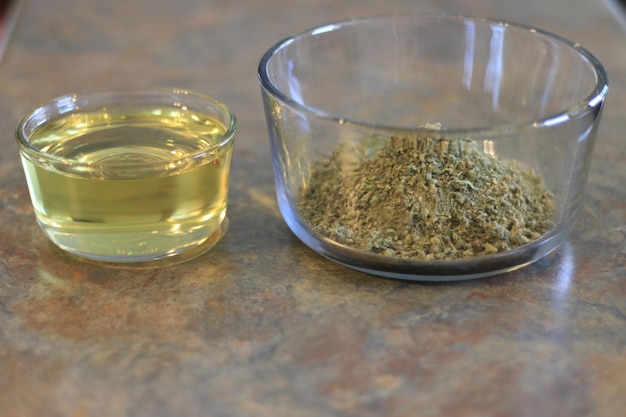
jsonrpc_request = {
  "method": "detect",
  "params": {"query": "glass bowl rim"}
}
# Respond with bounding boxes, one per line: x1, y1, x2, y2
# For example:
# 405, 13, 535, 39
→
15, 87, 238, 171
258, 14, 609, 136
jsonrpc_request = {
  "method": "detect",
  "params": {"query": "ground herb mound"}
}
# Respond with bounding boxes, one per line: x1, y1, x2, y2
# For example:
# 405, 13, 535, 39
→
299, 136, 555, 260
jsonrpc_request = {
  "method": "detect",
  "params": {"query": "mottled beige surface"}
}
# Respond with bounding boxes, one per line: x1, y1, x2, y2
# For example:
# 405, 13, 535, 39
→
0, 0, 624, 416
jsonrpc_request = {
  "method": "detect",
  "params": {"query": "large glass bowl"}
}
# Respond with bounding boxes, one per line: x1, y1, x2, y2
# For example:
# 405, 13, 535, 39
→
258, 15, 608, 281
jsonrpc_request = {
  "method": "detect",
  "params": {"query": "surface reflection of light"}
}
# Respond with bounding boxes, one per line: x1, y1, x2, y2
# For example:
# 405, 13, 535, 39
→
554, 242, 574, 301
463, 20, 476, 89
287, 59, 311, 133
287, 60, 303, 105
482, 139, 495, 156
56, 95, 79, 112
310, 23, 339, 36
588, 93, 605, 108
484, 24, 505, 109
543, 113, 570, 127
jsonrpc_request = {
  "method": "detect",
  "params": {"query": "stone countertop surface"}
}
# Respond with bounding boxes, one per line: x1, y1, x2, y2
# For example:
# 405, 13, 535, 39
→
0, 0, 624, 416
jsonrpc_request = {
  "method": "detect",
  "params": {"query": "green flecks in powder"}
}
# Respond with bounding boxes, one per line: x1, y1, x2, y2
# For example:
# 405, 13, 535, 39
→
299, 135, 555, 260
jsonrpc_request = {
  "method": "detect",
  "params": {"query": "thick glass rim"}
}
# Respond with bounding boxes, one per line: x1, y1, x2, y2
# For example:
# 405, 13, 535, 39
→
258, 14, 609, 136
15, 87, 237, 170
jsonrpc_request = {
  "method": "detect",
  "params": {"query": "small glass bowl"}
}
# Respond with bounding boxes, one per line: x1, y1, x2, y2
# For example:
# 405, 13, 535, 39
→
16, 88, 236, 263
258, 15, 608, 281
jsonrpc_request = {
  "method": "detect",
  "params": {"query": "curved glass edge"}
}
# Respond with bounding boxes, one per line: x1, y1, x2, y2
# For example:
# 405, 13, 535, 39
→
257, 14, 609, 137
277, 195, 570, 281
50, 216, 230, 269
15, 87, 237, 169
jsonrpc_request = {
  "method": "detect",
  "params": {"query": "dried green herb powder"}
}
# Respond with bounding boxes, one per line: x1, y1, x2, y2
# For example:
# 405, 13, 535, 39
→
300, 136, 555, 260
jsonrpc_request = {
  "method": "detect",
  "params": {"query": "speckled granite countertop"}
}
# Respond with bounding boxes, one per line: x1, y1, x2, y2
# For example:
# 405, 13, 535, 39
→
0, 0, 624, 416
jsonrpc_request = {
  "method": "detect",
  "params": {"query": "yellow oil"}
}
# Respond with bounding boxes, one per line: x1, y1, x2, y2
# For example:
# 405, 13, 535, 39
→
20, 108, 234, 261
